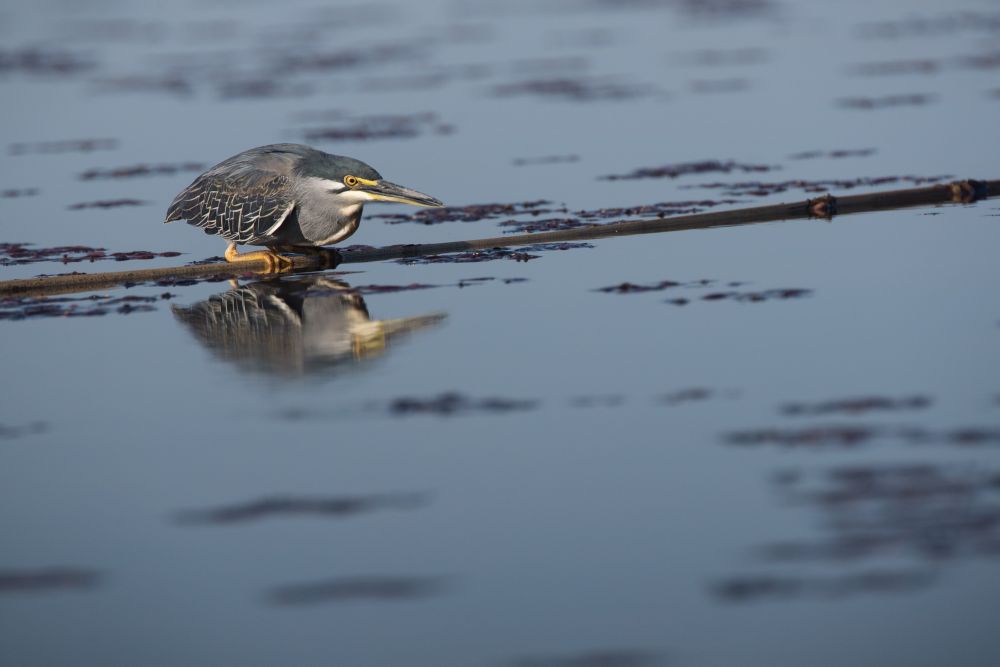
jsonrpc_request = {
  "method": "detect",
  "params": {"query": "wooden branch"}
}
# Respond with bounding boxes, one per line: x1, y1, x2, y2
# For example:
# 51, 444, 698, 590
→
1, 179, 995, 298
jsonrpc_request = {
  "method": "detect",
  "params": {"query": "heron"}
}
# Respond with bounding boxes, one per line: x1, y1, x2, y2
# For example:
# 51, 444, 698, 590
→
172, 275, 446, 376
165, 143, 443, 272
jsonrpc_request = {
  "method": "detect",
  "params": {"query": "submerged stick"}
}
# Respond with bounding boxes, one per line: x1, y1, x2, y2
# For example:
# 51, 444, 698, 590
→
1, 179, 995, 298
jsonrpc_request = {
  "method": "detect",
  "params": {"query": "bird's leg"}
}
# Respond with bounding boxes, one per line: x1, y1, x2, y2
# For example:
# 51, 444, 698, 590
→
274, 245, 342, 270
224, 242, 293, 273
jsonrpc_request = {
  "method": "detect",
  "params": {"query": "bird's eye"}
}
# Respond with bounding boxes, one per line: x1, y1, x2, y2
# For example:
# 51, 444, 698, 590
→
344, 175, 359, 188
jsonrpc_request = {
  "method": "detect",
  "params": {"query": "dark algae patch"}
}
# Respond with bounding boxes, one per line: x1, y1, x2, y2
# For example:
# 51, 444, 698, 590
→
388, 392, 538, 416
711, 570, 935, 603
837, 93, 937, 110
0, 421, 47, 439
376, 198, 742, 235
780, 395, 932, 416
68, 199, 147, 210
788, 148, 877, 160
712, 463, 1000, 604
758, 464, 1000, 562
512, 154, 580, 166
594, 278, 810, 304
1, 187, 40, 198
696, 288, 811, 303
267, 575, 449, 606
174, 493, 428, 525
303, 112, 453, 142
373, 200, 562, 225
600, 159, 777, 181
1, 292, 177, 320
396, 243, 592, 265
0, 243, 181, 266
499, 218, 596, 234
492, 76, 657, 102
0, 568, 101, 593
78, 162, 205, 180
8, 138, 117, 155
0, 48, 96, 76
725, 425, 1000, 448
685, 174, 952, 196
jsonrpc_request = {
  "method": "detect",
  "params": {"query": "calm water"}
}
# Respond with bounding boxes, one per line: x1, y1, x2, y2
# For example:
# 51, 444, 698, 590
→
2, 0, 999, 665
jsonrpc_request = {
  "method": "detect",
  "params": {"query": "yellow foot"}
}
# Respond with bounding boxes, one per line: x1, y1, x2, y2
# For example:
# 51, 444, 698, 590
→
224, 243, 293, 274
275, 245, 342, 270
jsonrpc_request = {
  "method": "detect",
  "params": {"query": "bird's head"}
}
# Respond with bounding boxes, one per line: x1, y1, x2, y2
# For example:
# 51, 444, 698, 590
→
295, 152, 444, 209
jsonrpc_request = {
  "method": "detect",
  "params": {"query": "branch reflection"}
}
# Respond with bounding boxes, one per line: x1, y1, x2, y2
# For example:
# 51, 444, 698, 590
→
172, 275, 445, 376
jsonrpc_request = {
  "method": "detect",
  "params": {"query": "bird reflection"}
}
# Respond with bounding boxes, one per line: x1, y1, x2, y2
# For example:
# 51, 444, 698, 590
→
172, 275, 444, 376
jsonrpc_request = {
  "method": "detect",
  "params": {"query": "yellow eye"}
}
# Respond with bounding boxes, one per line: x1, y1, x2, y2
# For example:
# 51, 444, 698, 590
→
344, 175, 359, 188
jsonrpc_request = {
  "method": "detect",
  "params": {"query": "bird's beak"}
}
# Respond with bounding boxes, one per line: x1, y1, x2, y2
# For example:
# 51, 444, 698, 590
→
364, 180, 444, 207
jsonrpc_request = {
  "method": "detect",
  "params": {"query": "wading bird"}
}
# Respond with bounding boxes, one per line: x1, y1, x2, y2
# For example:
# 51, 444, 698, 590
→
165, 144, 443, 272
172, 276, 446, 376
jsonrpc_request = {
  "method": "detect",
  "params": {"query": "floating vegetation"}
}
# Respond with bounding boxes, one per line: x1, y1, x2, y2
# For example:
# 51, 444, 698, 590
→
512, 154, 580, 167
276, 43, 422, 75
382, 194, 743, 236
788, 148, 878, 160
499, 199, 745, 233
594, 278, 807, 304
847, 60, 940, 76
780, 395, 932, 416
660, 388, 716, 405
216, 78, 314, 100
0, 48, 96, 76
388, 392, 538, 416
760, 464, 1000, 562
713, 463, 1000, 604
1, 292, 176, 320
492, 76, 656, 102
857, 11, 1000, 40
373, 200, 562, 225
684, 174, 952, 196
600, 160, 776, 181
712, 570, 936, 603
91, 74, 194, 97
595, 279, 706, 294
396, 242, 592, 265
0, 421, 47, 439
8, 138, 117, 156
697, 288, 812, 302
0, 568, 101, 593
725, 425, 1000, 448
0, 243, 181, 266
267, 575, 449, 606
1, 187, 39, 198
580, 200, 743, 220
78, 162, 205, 180
499, 218, 595, 234
679, 47, 769, 67
837, 93, 936, 110
351, 283, 439, 294
398, 248, 540, 264
303, 112, 453, 142
174, 493, 428, 525
68, 199, 147, 210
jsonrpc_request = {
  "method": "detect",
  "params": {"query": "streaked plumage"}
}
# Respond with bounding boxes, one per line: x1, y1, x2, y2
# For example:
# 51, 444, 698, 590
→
172, 276, 446, 376
165, 144, 442, 271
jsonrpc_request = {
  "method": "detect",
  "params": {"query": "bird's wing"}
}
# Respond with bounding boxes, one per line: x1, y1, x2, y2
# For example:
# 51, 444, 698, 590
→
165, 168, 296, 244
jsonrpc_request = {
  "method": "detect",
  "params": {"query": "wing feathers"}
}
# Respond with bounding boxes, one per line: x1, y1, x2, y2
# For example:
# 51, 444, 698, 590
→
165, 171, 295, 244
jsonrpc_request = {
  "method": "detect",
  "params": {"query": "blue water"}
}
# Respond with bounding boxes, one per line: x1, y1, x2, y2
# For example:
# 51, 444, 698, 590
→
2, 0, 999, 665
